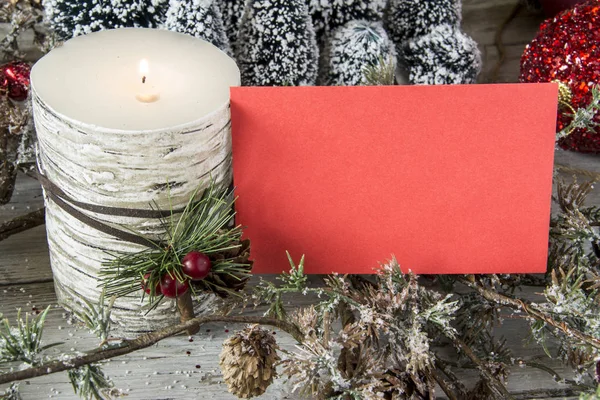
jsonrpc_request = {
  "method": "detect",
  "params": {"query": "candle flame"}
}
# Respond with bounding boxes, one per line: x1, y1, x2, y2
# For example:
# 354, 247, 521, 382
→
139, 59, 149, 75
139, 59, 149, 84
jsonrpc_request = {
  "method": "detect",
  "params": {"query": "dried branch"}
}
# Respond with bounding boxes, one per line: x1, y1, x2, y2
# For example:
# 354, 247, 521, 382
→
435, 358, 468, 398
453, 337, 514, 400
0, 314, 303, 385
460, 276, 600, 350
0, 206, 45, 242
0, 0, 46, 60
430, 368, 460, 400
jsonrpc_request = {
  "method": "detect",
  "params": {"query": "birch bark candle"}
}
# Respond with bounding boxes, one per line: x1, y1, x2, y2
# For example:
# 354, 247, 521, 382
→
30, 28, 240, 335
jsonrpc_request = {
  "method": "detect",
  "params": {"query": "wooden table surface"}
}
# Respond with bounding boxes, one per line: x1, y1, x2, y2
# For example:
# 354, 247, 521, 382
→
2, 1, 600, 398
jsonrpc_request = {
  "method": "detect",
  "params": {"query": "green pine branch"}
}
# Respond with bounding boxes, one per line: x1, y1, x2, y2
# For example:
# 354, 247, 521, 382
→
73, 289, 115, 347
0, 383, 20, 400
0, 306, 60, 366
363, 56, 396, 86
68, 364, 113, 400
100, 181, 251, 307
558, 85, 600, 140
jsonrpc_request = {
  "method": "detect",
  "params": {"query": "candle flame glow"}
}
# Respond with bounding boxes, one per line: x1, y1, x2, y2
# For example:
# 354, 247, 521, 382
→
139, 59, 149, 84
136, 59, 159, 103
139, 59, 149, 76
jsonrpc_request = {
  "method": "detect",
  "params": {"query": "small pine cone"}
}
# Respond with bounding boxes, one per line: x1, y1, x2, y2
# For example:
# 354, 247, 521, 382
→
220, 325, 280, 399
195, 238, 252, 297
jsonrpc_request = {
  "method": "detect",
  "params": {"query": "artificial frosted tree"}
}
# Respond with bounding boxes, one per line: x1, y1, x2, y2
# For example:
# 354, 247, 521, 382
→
307, 0, 387, 43
164, 0, 231, 54
402, 24, 481, 84
385, 0, 462, 46
321, 20, 396, 86
44, 0, 169, 40
236, 0, 319, 86
148, 0, 170, 24
218, 0, 245, 55
384, 0, 480, 85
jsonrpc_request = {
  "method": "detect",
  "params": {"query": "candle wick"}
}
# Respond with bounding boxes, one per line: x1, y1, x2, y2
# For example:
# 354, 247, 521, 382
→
142, 76, 146, 84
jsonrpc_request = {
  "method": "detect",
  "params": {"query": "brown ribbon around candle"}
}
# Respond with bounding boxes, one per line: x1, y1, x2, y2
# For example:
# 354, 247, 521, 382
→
37, 170, 172, 248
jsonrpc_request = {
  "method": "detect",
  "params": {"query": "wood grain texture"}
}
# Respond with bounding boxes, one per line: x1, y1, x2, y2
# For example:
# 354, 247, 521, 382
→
0, 281, 584, 399
32, 88, 234, 335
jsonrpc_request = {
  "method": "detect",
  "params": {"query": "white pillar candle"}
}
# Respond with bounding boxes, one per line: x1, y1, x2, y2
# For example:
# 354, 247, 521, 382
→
30, 28, 240, 335
32, 28, 239, 130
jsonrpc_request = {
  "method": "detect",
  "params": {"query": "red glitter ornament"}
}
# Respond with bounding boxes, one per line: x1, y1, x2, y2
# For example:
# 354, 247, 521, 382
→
0, 62, 31, 101
520, 0, 600, 153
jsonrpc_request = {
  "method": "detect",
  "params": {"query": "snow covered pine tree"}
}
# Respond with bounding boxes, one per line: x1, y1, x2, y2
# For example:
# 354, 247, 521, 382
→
236, 0, 319, 86
322, 20, 396, 86
307, 0, 386, 44
44, 0, 169, 40
164, 0, 231, 54
385, 0, 462, 46
386, 0, 481, 84
402, 24, 481, 84
218, 0, 246, 55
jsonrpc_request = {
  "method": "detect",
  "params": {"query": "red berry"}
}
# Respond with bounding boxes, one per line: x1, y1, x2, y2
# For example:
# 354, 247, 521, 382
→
141, 273, 161, 295
160, 273, 189, 298
181, 251, 212, 280
0, 62, 30, 101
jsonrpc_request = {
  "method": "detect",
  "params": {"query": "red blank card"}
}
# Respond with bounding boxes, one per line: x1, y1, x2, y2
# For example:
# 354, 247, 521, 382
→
231, 84, 557, 274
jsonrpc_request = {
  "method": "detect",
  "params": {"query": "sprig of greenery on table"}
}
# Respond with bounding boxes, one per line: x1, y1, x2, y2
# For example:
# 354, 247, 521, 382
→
0, 307, 57, 366
558, 85, 600, 140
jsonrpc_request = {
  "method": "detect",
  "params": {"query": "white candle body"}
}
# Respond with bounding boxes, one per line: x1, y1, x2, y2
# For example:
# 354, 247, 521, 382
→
31, 28, 240, 335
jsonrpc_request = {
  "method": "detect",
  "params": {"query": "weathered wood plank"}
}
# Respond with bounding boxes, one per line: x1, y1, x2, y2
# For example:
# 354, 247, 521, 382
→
0, 173, 51, 286
555, 149, 600, 174
0, 225, 52, 285
0, 281, 308, 399
0, 173, 44, 222
0, 281, 583, 400
462, 1, 545, 50
479, 43, 528, 83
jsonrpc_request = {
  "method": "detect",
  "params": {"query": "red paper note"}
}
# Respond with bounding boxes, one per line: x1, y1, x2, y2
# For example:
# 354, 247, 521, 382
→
230, 84, 558, 274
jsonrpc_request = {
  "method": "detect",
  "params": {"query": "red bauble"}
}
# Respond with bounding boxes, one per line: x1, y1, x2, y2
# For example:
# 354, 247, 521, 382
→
0, 62, 31, 101
182, 251, 212, 280
160, 273, 189, 298
519, 1, 600, 153
141, 272, 161, 295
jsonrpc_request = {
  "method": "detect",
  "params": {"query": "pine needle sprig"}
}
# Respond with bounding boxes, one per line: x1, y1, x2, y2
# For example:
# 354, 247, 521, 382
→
68, 364, 113, 400
581, 206, 600, 224
0, 306, 60, 366
100, 181, 252, 305
581, 385, 600, 399
551, 179, 599, 267
254, 253, 307, 319
557, 85, 600, 140
73, 289, 115, 347
363, 56, 396, 86
0, 383, 21, 400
